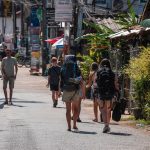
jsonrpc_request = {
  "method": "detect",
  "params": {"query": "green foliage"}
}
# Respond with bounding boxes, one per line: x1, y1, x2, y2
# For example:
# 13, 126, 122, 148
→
78, 55, 94, 80
125, 47, 150, 120
114, 0, 138, 29
75, 21, 114, 62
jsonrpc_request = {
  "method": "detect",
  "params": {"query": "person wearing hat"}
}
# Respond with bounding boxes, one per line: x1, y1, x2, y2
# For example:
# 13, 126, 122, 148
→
46, 57, 61, 107
1, 48, 18, 105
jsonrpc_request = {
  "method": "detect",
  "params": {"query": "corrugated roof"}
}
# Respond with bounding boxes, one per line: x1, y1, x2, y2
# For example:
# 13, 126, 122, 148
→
96, 17, 121, 32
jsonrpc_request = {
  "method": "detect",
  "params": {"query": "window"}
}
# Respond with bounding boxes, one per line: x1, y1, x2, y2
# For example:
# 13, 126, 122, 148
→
96, 0, 106, 4
140, 0, 147, 3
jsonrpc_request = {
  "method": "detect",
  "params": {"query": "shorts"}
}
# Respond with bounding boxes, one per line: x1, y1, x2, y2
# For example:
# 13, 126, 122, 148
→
91, 87, 99, 100
99, 94, 114, 101
50, 84, 59, 91
62, 90, 80, 102
3, 77, 15, 89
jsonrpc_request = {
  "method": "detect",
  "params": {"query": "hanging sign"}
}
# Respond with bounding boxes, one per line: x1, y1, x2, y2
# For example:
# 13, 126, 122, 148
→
55, 0, 73, 22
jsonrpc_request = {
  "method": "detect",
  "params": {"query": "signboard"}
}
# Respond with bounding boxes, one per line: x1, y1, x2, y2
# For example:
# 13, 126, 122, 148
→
46, 8, 55, 24
55, 0, 73, 22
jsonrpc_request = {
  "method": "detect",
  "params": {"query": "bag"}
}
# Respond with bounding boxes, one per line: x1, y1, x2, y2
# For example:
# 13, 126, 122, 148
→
112, 102, 122, 122
97, 67, 115, 99
61, 55, 81, 91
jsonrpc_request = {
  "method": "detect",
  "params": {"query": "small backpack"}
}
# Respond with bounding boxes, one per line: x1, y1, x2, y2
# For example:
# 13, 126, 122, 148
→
97, 67, 115, 99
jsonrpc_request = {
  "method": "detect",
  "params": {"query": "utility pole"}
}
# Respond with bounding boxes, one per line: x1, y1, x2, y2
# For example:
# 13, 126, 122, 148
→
20, 2, 25, 52
12, 2, 17, 49
42, 0, 47, 75
77, 1, 84, 38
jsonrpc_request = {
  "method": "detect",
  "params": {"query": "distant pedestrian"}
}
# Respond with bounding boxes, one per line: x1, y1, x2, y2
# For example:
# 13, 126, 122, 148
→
61, 55, 81, 131
86, 62, 100, 122
1, 48, 18, 105
46, 57, 61, 107
97, 58, 119, 133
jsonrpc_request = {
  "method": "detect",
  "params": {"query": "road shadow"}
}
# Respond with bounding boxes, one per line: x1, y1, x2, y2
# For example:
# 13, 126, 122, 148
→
11, 104, 26, 107
55, 106, 66, 109
80, 121, 95, 124
11, 100, 45, 104
99, 122, 119, 125
73, 130, 97, 135
0, 102, 5, 109
109, 132, 132, 136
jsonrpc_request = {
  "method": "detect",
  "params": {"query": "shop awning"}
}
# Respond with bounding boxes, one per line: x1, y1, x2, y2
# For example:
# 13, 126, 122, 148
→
51, 38, 64, 49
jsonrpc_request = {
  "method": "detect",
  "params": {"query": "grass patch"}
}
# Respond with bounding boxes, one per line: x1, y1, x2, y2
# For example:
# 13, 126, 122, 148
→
136, 119, 150, 125
121, 115, 135, 121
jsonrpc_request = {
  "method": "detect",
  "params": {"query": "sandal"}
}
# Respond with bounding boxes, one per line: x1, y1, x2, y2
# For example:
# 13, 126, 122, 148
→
92, 119, 98, 122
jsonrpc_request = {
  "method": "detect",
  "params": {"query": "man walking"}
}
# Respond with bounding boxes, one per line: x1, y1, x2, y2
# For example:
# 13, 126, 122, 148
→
46, 57, 61, 107
1, 48, 18, 105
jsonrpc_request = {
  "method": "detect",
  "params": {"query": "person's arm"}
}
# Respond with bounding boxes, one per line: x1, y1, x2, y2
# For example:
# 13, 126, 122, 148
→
86, 72, 93, 88
1, 59, 7, 78
14, 60, 18, 79
81, 80, 86, 99
46, 68, 51, 87
114, 75, 119, 92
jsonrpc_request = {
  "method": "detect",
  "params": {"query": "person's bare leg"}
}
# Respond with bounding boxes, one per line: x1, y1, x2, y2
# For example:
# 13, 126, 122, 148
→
9, 88, 13, 103
78, 98, 82, 119
99, 101, 107, 124
3, 88, 8, 103
93, 100, 98, 122
72, 101, 79, 129
106, 101, 112, 125
65, 102, 72, 130
52, 91, 55, 102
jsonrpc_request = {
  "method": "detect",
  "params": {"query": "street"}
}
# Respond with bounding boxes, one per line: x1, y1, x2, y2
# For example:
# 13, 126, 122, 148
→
0, 68, 150, 150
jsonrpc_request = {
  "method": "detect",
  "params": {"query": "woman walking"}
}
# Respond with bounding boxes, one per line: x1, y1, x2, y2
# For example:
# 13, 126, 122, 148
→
61, 55, 82, 131
97, 59, 119, 133
86, 62, 100, 122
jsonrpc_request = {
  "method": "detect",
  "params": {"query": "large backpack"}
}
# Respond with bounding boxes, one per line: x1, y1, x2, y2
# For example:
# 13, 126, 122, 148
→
61, 55, 81, 91
97, 67, 115, 99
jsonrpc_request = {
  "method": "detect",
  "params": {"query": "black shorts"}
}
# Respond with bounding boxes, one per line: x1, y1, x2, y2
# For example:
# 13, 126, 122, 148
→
50, 84, 59, 91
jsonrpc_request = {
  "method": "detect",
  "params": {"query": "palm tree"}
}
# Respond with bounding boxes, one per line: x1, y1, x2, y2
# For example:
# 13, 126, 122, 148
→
114, 0, 138, 29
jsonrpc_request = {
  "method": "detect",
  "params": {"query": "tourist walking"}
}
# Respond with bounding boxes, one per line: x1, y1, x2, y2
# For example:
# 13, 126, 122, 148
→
97, 58, 119, 133
61, 55, 81, 131
46, 57, 61, 107
86, 62, 100, 122
1, 48, 18, 105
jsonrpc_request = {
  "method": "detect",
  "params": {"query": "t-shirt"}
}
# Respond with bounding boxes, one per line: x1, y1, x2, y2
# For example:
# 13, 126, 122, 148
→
48, 65, 61, 85
1, 57, 17, 77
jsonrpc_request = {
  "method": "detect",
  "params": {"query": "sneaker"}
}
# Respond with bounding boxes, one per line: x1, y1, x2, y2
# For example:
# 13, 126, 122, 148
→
77, 118, 82, 122
53, 101, 58, 107
103, 126, 110, 133
4, 101, 8, 105
73, 127, 79, 132
67, 128, 71, 132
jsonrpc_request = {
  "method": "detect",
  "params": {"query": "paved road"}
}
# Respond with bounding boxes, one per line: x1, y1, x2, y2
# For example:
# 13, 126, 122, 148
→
0, 68, 150, 150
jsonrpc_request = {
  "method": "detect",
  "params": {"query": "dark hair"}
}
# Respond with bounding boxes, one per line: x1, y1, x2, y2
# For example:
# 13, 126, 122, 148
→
100, 58, 111, 69
91, 62, 98, 71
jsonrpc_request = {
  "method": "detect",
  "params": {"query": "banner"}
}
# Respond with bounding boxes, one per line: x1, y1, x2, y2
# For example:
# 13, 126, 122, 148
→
30, 6, 41, 74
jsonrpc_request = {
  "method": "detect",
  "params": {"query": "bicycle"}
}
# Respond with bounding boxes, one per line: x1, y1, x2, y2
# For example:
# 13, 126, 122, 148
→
17, 55, 31, 68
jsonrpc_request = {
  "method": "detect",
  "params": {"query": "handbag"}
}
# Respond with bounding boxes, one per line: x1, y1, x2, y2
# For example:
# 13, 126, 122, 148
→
112, 101, 122, 122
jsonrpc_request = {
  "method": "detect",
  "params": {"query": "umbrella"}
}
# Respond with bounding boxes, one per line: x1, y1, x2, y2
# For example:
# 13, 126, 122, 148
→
140, 19, 150, 28
52, 38, 64, 49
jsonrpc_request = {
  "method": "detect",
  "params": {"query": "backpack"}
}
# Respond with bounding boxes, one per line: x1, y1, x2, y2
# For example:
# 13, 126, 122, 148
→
61, 55, 81, 91
97, 67, 115, 99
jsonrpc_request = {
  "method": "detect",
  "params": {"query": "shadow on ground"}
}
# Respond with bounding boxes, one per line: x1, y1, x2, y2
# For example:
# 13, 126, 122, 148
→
109, 132, 132, 136
73, 130, 97, 135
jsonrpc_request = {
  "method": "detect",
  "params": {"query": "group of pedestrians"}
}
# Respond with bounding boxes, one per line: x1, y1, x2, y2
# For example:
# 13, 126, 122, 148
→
47, 55, 119, 133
